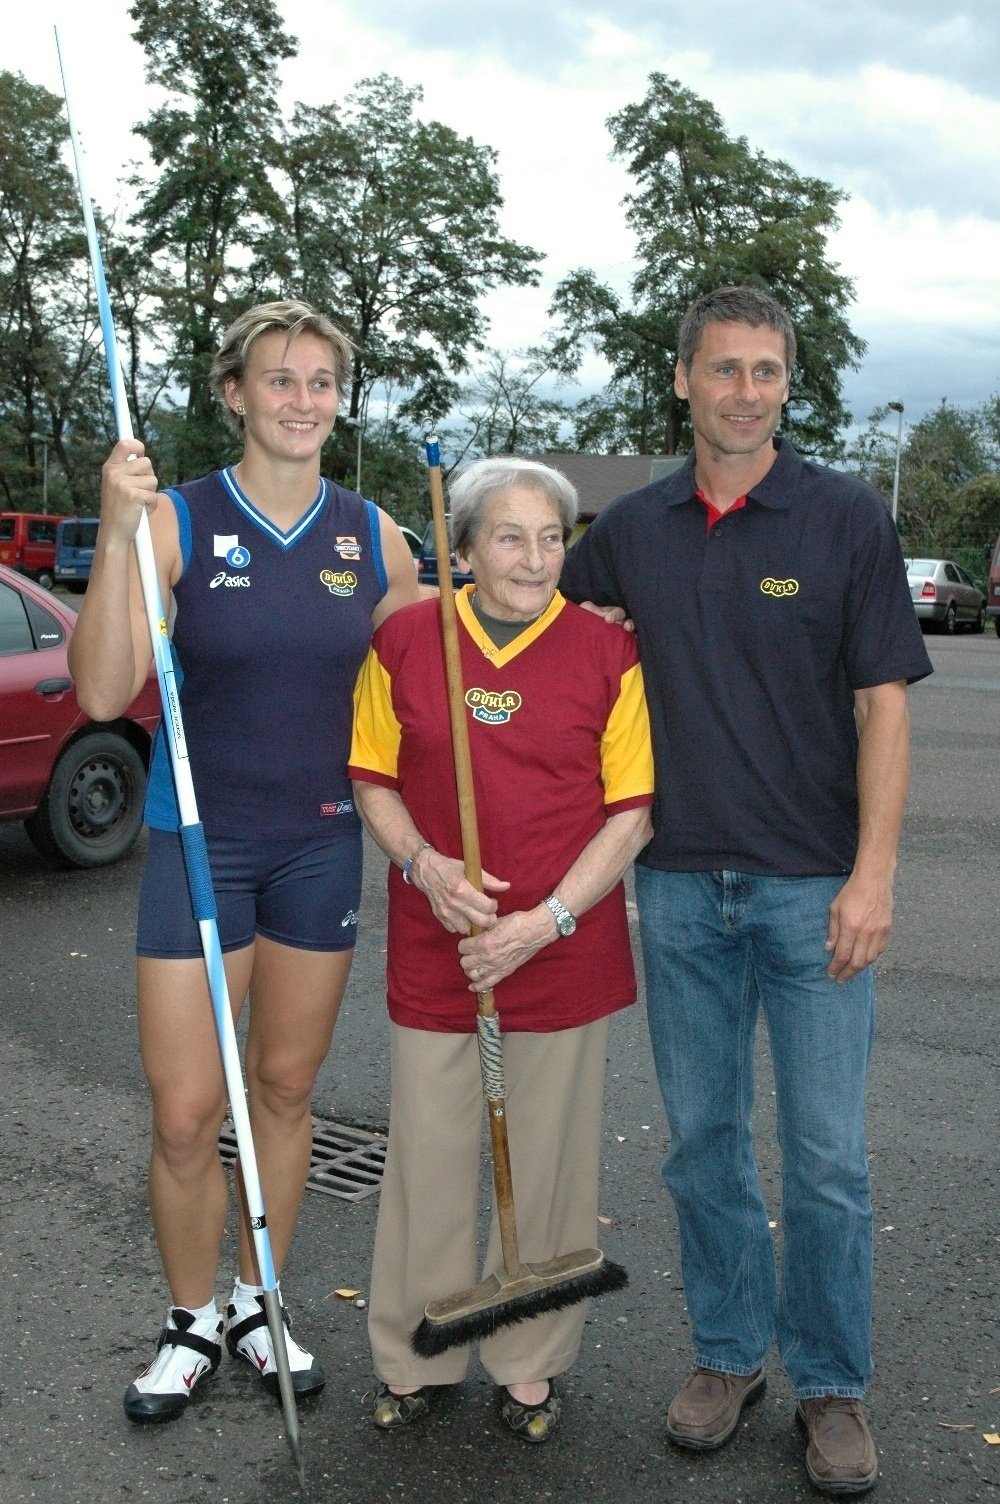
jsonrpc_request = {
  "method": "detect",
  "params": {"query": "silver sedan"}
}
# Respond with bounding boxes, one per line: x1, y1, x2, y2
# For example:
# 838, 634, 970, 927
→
906, 558, 986, 634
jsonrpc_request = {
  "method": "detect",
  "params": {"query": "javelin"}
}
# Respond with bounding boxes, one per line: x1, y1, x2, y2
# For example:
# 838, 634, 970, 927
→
54, 26, 304, 1488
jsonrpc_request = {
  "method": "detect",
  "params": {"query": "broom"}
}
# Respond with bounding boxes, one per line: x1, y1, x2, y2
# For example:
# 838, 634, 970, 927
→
410, 438, 627, 1360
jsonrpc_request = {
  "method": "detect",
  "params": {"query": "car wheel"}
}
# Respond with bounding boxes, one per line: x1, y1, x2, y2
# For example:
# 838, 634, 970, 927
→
24, 730, 146, 868
36, 569, 55, 592
941, 602, 957, 635
995, 616, 1000, 640
972, 606, 986, 634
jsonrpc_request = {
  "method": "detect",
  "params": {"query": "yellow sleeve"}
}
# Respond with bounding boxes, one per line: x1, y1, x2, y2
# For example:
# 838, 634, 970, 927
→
349, 647, 402, 782
600, 661, 654, 807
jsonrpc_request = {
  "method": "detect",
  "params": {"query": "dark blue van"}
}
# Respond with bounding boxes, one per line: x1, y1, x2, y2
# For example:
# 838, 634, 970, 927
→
54, 516, 99, 591
416, 518, 475, 590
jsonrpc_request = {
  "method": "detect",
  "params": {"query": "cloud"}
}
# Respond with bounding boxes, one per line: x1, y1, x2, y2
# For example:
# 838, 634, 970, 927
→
359, 0, 1000, 102
8, 0, 998, 431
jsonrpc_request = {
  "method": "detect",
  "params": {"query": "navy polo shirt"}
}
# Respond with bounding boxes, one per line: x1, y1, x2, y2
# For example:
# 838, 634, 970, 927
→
560, 439, 933, 876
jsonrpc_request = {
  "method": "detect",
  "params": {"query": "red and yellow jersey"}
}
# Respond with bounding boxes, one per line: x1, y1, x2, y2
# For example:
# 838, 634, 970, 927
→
349, 587, 653, 1032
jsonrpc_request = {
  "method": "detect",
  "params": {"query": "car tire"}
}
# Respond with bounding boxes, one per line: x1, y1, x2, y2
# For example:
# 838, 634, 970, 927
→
995, 616, 1000, 640
972, 606, 986, 634
36, 569, 55, 592
24, 730, 146, 868
941, 602, 957, 635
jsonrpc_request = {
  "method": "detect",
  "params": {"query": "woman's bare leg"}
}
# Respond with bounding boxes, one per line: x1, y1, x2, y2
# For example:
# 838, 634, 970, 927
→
236, 938, 354, 1281
138, 947, 254, 1306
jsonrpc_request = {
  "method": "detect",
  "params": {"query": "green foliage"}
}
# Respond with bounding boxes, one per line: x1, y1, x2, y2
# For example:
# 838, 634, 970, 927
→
848, 399, 996, 552
126, 0, 296, 478
551, 74, 864, 457
943, 474, 1000, 556
0, 70, 110, 512
347, 421, 427, 526
249, 75, 541, 427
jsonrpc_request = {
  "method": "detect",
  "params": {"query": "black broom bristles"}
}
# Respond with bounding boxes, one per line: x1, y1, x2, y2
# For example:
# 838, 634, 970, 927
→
410, 1260, 628, 1359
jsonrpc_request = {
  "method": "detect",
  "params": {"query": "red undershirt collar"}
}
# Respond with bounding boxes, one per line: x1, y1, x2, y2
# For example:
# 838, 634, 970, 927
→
697, 488, 747, 530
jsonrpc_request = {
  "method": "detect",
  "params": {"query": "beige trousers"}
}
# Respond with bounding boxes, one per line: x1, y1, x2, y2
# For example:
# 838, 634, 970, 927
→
368, 1015, 612, 1387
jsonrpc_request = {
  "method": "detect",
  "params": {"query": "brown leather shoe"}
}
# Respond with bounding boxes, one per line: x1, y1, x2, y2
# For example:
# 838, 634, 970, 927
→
666, 1366, 766, 1450
796, 1397, 878, 1494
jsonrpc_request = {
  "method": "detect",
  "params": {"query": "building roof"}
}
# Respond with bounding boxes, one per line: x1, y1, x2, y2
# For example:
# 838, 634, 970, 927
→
527, 453, 687, 518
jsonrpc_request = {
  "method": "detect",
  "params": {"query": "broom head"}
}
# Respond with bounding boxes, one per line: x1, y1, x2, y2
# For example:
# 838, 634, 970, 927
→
410, 1248, 627, 1359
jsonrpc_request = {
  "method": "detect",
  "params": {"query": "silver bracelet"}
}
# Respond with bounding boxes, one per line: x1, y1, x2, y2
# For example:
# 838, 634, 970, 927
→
401, 840, 431, 885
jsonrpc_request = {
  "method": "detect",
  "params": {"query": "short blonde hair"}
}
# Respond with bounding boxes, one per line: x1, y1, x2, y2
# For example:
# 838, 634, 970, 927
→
210, 300, 355, 432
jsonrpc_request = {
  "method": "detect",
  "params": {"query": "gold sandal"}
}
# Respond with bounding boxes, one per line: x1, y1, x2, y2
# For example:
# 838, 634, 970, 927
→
498, 1381, 562, 1443
370, 1381, 433, 1430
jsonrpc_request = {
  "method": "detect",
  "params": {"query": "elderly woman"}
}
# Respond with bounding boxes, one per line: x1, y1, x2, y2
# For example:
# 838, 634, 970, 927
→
348, 457, 654, 1442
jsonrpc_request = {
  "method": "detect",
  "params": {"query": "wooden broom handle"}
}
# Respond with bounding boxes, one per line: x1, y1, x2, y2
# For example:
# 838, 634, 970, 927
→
425, 439, 520, 1270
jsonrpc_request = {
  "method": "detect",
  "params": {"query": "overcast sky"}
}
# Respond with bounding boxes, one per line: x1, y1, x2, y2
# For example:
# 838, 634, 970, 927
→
8, 0, 998, 442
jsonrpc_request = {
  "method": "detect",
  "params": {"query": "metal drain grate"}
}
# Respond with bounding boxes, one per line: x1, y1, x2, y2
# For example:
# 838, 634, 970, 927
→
219, 1117, 386, 1202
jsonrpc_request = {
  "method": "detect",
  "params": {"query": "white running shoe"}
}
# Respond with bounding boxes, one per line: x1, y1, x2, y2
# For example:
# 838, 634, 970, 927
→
124, 1308, 223, 1424
226, 1293, 325, 1399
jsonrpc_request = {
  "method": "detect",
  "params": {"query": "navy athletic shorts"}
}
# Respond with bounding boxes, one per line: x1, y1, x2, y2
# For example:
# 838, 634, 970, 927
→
136, 826, 363, 958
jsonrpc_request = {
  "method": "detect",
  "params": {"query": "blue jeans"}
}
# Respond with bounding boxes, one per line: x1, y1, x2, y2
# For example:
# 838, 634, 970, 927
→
635, 866, 875, 1399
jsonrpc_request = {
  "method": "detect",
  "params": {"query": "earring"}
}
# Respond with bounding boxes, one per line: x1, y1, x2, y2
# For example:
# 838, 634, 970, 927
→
236, 405, 245, 415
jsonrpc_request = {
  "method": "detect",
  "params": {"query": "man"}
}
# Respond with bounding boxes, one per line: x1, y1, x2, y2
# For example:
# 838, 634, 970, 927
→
561, 285, 932, 1496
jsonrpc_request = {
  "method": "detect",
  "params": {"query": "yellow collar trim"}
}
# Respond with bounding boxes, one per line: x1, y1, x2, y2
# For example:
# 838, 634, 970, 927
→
454, 585, 566, 668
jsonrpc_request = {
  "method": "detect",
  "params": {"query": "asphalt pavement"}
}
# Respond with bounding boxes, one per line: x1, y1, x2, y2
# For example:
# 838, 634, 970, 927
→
0, 633, 998, 1504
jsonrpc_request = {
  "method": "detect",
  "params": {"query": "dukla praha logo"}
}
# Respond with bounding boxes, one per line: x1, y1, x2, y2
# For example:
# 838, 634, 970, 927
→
759, 577, 799, 597
320, 568, 358, 597
465, 687, 522, 724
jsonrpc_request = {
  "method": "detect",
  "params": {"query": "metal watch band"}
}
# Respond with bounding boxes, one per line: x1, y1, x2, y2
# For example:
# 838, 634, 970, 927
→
401, 840, 430, 885
543, 893, 577, 936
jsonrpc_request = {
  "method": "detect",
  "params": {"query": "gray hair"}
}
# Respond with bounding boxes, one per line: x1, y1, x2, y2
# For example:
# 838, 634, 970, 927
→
210, 299, 355, 433
677, 285, 797, 372
448, 458, 579, 557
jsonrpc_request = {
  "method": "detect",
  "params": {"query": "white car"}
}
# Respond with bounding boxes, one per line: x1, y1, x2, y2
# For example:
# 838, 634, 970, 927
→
398, 525, 422, 569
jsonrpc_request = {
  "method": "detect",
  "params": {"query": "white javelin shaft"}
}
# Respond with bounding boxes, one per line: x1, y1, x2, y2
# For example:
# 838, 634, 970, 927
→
54, 27, 303, 1483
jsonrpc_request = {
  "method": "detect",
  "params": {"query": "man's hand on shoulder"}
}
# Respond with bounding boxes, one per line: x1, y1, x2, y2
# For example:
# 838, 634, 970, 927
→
578, 600, 635, 633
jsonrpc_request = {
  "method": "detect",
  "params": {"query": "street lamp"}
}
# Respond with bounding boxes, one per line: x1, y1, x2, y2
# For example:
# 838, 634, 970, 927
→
886, 400, 904, 525
31, 432, 49, 509
341, 415, 364, 495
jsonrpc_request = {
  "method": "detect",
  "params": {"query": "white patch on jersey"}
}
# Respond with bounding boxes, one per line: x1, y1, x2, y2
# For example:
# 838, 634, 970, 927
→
214, 534, 239, 557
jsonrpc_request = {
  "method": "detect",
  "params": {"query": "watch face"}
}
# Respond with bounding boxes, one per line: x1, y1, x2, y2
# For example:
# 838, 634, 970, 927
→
557, 911, 576, 937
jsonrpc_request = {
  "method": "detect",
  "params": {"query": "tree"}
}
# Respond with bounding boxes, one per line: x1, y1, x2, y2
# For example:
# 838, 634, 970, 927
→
944, 473, 1000, 550
551, 74, 865, 457
848, 399, 993, 550
127, 0, 296, 478
0, 70, 110, 513
251, 75, 541, 434
445, 345, 573, 464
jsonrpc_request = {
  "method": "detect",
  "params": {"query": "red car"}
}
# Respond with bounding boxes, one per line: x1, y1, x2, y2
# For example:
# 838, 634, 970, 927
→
0, 565, 161, 867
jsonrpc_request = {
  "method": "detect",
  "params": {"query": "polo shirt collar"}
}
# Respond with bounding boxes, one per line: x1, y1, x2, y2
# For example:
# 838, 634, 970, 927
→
660, 437, 801, 511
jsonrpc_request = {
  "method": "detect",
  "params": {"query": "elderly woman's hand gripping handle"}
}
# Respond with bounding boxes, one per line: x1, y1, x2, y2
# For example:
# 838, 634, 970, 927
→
352, 782, 509, 933
457, 804, 653, 992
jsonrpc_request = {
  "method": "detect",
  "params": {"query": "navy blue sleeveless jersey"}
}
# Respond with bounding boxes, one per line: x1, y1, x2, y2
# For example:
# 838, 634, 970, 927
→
144, 468, 387, 837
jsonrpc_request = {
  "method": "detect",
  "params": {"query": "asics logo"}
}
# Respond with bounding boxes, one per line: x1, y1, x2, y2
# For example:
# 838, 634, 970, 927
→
341, 910, 359, 927
759, 576, 799, 597
210, 571, 251, 588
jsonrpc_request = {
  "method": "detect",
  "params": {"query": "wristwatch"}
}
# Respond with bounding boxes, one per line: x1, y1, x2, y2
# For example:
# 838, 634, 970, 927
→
401, 840, 430, 885
543, 893, 577, 938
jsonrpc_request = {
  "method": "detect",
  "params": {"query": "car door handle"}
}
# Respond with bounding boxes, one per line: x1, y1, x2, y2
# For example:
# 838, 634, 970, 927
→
35, 678, 73, 695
